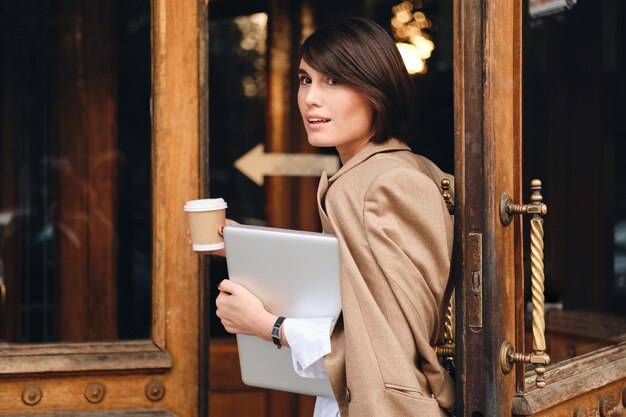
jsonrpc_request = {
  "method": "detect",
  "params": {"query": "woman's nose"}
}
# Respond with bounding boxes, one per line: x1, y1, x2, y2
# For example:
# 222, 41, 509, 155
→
303, 85, 322, 107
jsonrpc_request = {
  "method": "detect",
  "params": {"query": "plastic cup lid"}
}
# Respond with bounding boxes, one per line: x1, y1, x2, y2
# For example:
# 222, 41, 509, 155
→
184, 198, 228, 212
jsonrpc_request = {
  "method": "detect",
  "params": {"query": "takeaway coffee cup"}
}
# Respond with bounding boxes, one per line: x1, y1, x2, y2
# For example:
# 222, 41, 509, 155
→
184, 198, 228, 251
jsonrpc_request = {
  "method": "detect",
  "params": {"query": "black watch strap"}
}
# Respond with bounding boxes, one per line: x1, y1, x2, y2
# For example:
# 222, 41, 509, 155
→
270, 316, 286, 349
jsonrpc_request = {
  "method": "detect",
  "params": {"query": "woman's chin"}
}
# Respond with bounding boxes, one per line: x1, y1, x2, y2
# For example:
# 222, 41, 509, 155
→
306, 136, 334, 148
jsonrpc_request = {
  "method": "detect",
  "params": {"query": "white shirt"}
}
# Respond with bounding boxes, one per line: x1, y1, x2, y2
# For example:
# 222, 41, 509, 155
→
283, 317, 339, 417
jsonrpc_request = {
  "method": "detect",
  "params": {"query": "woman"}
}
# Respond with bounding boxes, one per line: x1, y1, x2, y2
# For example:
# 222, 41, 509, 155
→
214, 17, 455, 417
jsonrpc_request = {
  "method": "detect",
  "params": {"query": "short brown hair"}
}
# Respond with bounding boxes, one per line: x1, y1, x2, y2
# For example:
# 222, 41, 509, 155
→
301, 17, 417, 144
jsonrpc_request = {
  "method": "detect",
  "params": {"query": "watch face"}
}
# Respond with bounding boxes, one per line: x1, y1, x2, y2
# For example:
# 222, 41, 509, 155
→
271, 328, 280, 338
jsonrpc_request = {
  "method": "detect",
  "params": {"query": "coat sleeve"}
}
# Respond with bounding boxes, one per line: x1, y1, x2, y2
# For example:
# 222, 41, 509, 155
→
363, 167, 454, 406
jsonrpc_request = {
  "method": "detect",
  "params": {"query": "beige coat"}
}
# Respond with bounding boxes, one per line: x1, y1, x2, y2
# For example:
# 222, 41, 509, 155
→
318, 138, 455, 417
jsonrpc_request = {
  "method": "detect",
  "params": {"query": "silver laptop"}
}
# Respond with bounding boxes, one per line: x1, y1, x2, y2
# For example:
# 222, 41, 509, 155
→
223, 224, 341, 397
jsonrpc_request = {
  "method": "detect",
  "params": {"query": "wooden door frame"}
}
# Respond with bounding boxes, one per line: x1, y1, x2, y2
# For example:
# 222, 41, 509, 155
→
454, 1, 626, 417
0, 1, 207, 416
453, 0, 523, 415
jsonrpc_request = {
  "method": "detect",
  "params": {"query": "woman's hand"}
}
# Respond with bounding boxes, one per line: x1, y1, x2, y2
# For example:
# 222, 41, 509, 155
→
187, 218, 239, 256
216, 279, 277, 340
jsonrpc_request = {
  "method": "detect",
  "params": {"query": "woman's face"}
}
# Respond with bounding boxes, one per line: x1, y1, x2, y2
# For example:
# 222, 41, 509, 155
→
297, 59, 374, 163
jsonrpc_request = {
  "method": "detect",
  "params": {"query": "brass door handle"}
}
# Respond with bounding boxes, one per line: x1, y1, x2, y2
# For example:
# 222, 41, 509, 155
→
499, 179, 550, 388
434, 292, 456, 372
0, 258, 7, 309
434, 178, 455, 369
0, 268, 5, 308
441, 178, 454, 215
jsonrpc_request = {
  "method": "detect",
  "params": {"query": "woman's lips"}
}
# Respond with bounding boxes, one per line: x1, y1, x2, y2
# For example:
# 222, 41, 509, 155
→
305, 115, 331, 128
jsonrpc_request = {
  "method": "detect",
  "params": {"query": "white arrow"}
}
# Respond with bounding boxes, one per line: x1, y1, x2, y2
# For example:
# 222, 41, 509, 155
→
234, 144, 340, 186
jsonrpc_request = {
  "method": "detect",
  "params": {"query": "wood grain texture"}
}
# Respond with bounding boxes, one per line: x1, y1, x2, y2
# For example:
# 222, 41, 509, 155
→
266, 0, 296, 230
266, 0, 321, 233
512, 0, 526, 394
0, 1, 203, 416
84, 0, 118, 343
483, 0, 519, 415
453, 0, 487, 414
209, 338, 316, 417
514, 379, 626, 417
56, 0, 118, 341
0, 375, 169, 413
151, 1, 203, 417
3, 410, 177, 417
198, 2, 210, 417
210, 391, 267, 417
521, 343, 626, 398
454, 0, 521, 415
528, 310, 626, 364
0, 341, 172, 375
209, 338, 250, 391
56, 0, 91, 341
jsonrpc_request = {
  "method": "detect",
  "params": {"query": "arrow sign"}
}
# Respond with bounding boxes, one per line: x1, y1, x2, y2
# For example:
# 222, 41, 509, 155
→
234, 144, 340, 186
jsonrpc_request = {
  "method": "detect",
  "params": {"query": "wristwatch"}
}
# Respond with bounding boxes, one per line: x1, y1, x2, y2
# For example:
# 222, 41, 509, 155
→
270, 316, 286, 349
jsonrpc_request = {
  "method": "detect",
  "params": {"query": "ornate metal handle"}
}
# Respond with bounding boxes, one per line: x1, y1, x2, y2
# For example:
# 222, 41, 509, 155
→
434, 179, 455, 369
434, 292, 456, 370
499, 179, 550, 388
0, 261, 5, 309
441, 178, 454, 215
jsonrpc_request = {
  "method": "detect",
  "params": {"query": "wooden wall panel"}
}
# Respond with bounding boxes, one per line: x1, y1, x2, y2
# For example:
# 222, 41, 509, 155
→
210, 392, 268, 417
209, 338, 316, 417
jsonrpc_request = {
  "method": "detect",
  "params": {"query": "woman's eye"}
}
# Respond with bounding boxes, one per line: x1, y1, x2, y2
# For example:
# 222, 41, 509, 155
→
327, 78, 340, 86
299, 76, 312, 85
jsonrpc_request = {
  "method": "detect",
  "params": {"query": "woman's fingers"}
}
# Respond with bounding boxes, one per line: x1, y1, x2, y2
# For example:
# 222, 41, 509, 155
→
218, 279, 238, 294
219, 219, 239, 236
215, 279, 274, 338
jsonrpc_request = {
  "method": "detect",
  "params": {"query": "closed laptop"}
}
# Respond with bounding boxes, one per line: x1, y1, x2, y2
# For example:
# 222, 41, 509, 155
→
224, 224, 341, 397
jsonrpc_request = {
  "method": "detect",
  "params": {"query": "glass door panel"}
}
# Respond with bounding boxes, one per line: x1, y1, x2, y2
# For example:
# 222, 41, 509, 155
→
0, 0, 152, 343
522, 0, 626, 365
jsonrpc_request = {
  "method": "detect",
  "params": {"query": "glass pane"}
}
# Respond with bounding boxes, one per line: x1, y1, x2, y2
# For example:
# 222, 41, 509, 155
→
0, 0, 152, 343
522, 0, 626, 365
207, 2, 454, 339
208, 11, 268, 338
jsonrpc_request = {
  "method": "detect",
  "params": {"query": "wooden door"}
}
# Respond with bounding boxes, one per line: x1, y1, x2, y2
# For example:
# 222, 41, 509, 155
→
0, 1, 208, 416
454, 1, 626, 416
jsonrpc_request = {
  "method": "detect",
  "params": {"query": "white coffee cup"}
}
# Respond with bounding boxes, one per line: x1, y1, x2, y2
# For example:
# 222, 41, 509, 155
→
184, 198, 228, 251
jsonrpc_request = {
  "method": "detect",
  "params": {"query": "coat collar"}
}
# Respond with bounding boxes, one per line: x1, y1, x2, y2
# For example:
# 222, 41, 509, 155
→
317, 138, 411, 232
328, 137, 411, 185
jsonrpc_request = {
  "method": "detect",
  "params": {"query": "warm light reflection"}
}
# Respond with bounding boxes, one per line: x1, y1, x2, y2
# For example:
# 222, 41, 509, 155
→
234, 13, 268, 97
391, 1, 434, 75
395, 42, 425, 74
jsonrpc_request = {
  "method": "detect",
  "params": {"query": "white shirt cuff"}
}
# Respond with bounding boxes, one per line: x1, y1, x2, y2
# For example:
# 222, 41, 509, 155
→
283, 317, 334, 379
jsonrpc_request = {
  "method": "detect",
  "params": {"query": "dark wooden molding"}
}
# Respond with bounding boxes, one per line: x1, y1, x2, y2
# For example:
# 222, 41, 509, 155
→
6, 411, 177, 417
0, 341, 172, 376
454, 0, 522, 415
198, 1, 210, 416
512, 342, 626, 415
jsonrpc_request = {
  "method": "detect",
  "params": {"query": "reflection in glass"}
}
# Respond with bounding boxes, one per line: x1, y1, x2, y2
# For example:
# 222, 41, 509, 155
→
522, 0, 626, 364
0, 0, 151, 343
208, 12, 268, 338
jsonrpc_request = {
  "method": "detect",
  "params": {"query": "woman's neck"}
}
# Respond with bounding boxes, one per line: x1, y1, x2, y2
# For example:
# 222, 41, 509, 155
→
336, 138, 370, 164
